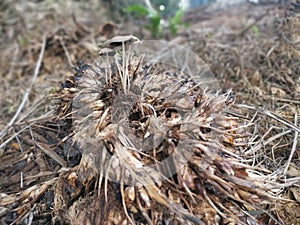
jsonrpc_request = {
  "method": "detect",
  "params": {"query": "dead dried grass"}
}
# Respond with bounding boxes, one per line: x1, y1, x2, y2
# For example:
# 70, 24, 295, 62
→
0, 1, 299, 225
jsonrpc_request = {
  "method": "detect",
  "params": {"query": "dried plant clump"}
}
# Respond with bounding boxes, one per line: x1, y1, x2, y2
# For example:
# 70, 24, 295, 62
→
53, 42, 285, 225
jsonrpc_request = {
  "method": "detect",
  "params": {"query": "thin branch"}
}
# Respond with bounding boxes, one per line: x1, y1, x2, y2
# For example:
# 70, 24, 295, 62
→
236, 104, 300, 133
16, 95, 49, 124
265, 96, 300, 105
238, 10, 269, 37
8, 43, 20, 78
0, 125, 30, 149
245, 129, 291, 156
59, 37, 74, 67
0, 35, 47, 139
283, 112, 298, 175
36, 142, 67, 167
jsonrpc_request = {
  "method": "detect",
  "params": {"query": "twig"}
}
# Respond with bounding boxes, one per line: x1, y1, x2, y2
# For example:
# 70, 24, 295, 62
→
0, 125, 30, 149
136, 193, 153, 225
36, 142, 67, 167
72, 13, 90, 35
281, 176, 300, 185
236, 104, 300, 133
59, 37, 74, 67
120, 170, 135, 225
245, 129, 291, 156
283, 112, 298, 175
0, 35, 47, 139
8, 43, 19, 78
16, 95, 49, 124
13, 110, 55, 127
238, 10, 269, 37
264, 96, 300, 105
13, 127, 24, 154
203, 189, 227, 220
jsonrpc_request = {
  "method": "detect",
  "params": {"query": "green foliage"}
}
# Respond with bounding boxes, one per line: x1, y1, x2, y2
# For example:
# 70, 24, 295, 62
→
147, 14, 162, 38
124, 3, 187, 38
206, 32, 214, 39
124, 4, 149, 18
251, 25, 260, 36
18, 36, 29, 46
168, 9, 187, 36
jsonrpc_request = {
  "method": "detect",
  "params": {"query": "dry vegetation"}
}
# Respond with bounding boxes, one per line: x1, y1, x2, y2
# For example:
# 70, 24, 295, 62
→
0, 1, 299, 225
